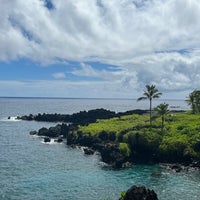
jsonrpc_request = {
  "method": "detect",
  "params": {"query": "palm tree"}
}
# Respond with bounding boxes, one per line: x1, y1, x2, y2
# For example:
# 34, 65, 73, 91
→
137, 84, 162, 127
154, 103, 169, 133
186, 90, 200, 114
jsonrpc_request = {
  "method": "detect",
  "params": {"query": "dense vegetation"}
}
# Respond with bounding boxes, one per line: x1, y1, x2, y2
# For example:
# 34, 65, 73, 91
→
77, 112, 200, 163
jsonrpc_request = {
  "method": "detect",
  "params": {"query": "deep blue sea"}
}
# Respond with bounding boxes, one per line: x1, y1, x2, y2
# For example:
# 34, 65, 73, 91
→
0, 98, 200, 200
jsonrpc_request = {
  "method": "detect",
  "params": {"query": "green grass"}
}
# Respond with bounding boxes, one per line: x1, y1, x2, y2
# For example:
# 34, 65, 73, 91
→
78, 114, 149, 136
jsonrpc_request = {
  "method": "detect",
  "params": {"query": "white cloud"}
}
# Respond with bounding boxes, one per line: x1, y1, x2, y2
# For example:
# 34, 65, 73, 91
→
1, 0, 200, 97
71, 62, 139, 90
52, 72, 66, 79
2, 0, 200, 61
72, 63, 100, 77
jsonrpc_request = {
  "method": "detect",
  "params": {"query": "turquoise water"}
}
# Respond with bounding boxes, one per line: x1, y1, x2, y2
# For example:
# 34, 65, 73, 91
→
1, 98, 199, 200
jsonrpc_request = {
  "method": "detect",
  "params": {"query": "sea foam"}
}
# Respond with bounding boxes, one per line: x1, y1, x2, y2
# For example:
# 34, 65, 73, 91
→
0, 116, 21, 122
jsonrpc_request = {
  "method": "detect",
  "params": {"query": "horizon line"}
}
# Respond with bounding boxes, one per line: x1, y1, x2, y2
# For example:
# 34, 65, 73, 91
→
0, 96, 185, 101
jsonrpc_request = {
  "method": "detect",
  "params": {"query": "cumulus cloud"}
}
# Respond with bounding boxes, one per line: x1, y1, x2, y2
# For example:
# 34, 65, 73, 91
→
72, 63, 100, 78
71, 62, 139, 90
1, 0, 200, 97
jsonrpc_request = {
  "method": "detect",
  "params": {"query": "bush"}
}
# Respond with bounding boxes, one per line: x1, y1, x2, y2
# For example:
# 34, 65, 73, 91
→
119, 143, 131, 157
159, 136, 189, 161
127, 131, 162, 155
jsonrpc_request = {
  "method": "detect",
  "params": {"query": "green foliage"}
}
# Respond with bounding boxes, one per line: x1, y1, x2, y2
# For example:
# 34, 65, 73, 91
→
159, 135, 188, 160
119, 143, 131, 157
186, 90, 200, 114
79, 114, 148, 137
154, 103, 170, 134
137, 84, 162, 101
126, 130, 162, 155
78, 112, 200, 162
119, 191, 126, 200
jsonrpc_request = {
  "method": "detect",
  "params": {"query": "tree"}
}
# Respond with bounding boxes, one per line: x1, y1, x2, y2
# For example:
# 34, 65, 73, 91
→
137, 84, 162, 127
186, 90, 200, 114
154, 103, 169, 133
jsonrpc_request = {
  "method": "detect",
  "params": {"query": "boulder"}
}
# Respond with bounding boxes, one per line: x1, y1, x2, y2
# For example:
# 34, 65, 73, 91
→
37, 125, 62, 137
48, 125, 62, 137
190, 160, 200, 168
43, 137, 51, 143
38, 127, 49, 136
120, 186, 158, 200
54, 136, 63, 143
122, 162, 132, 168
57, 137, 63, 143
171, 164, 182, 172
95, 142, 127, 168
83, 147, 95, 155
30, 131, 37, 135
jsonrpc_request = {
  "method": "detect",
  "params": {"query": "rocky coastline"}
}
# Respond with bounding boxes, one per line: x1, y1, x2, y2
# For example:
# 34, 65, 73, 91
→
18, 108, 149, 125
22, 108, 148, 168
21, 108, 200, 171
29, 123, 131, 168
29, 122, 200, 171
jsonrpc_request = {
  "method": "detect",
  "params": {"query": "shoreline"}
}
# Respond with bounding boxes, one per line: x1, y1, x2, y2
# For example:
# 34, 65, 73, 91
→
21, 108, 200, 171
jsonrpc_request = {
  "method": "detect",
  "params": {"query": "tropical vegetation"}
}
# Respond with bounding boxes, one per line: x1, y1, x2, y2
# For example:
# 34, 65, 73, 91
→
186, 90, 200, 114
77, 111, 200, 163
154, 103, 170, 134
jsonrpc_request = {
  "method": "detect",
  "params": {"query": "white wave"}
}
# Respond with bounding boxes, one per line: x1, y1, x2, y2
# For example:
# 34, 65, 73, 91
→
41, 138, 63, 145
0, 116, 21, 122
98, 161, 110, 167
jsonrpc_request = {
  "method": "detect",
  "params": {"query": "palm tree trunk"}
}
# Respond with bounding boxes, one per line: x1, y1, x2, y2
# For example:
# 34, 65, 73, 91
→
150, 98, 152, 128
161, 115, 164, 134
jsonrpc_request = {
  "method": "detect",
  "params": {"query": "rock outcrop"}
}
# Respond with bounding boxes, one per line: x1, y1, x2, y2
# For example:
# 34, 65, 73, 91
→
19, 109, 148, 125
120, 185, 158, 200
43, 137, 51, 143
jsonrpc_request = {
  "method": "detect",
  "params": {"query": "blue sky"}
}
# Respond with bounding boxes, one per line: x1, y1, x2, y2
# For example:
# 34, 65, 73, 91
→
0, 59, 119, 81
0, 0, 200, 98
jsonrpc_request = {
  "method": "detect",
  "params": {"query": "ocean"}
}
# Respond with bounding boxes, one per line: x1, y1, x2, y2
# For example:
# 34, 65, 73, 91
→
0, 98, 199, 200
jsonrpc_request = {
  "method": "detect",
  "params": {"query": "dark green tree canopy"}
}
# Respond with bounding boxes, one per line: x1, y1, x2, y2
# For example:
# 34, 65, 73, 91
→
154, 103, 170, 116
137, 85, 162, 102
186, 90, 200, 114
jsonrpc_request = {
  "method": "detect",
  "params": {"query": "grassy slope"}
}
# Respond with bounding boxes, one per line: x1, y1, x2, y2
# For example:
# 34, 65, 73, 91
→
78, 112, 200, 162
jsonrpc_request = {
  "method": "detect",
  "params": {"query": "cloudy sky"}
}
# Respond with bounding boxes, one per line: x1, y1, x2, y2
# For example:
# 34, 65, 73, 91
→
0, 0, 200, 99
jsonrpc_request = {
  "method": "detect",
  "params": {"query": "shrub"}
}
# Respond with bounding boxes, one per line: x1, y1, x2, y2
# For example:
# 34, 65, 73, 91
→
119, 191, 126, 200
127, 131, 162, 155
159, 136, 189, 161
119, 143, 131, 157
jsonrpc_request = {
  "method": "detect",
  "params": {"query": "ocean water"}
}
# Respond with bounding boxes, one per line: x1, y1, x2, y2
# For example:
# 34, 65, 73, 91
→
1, 98, 200, 200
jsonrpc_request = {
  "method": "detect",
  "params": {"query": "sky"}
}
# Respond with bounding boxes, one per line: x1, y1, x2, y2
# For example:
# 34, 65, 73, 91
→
0, 0, 200, 99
